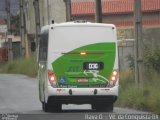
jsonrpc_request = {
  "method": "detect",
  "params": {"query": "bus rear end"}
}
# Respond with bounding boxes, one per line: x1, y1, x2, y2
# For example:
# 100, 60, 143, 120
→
45, 22, 119, 112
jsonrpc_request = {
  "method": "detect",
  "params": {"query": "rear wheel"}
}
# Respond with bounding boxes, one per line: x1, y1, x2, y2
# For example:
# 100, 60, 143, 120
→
92, 103, 113, 112
42, 102, 62, 112
42, 102, 49, 112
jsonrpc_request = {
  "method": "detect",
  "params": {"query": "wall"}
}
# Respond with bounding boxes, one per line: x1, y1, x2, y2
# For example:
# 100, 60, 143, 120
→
43, 0, 66, 24
117, 27, 160, 71
24, 0, 36, 34
0, 47, 8, 63
24, 0, 66, 29
118, 39, 134, 71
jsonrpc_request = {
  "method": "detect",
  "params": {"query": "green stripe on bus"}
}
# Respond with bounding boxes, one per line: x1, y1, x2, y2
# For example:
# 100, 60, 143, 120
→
52, 42, 116, 88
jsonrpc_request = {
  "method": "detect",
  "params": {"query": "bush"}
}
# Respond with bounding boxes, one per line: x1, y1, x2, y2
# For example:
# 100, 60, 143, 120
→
126, 49, 160, 73
119, 71, 135, 90
117, 49, 160, 114
144, 49, 160, 73
0, 55, 38, 77
116, 72, 160, 115
117, 86, 148, 110
126, 54, 134, 70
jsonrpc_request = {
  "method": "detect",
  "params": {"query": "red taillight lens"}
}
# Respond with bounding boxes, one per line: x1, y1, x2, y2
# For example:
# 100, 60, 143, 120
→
110, 70, 118, 83
48, 70, 57, 85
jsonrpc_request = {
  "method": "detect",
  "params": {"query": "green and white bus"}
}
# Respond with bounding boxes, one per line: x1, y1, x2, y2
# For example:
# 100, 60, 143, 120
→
38, 21, 119, 112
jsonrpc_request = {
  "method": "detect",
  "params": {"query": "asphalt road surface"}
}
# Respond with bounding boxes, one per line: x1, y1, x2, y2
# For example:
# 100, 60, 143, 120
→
0, 74, 158, 120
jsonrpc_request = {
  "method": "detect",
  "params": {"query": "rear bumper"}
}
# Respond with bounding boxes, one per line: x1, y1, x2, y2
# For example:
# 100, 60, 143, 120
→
46, 86, 118, 104
47, 95, 117, 104
47, 85, 119, 96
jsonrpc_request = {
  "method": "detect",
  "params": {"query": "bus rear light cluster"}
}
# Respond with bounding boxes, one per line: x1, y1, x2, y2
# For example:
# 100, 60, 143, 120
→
110, 70, 118, 83
48, 70, 57, 85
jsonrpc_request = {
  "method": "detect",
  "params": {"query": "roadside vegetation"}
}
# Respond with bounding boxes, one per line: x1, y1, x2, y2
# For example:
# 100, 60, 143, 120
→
0, 55, 37, 77
116, 71, 160, 115
116, 49, 160, 115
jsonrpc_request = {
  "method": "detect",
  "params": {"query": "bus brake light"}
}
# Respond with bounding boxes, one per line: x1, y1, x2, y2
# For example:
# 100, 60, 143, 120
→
48, 70, 57, 85
110, 70, 118, 82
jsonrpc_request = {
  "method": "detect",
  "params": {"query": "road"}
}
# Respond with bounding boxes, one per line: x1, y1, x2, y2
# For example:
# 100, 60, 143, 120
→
0, 74, 158, 120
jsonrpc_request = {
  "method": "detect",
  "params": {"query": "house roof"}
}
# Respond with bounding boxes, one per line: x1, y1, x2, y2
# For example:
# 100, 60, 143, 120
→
71, 0, 160, 15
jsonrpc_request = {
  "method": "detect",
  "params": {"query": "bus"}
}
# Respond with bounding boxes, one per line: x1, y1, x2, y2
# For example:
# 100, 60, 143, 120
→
38, 21, 119, 112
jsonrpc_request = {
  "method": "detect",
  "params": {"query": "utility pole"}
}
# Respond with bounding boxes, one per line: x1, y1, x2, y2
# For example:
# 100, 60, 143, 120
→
95, 0, 102, 23
64, 0, 71, 21
19, 0, 25, 57
47, 0, 50, 24
134, 0, 144, 86
6, 0, 13, 61
33, 0, 41, 50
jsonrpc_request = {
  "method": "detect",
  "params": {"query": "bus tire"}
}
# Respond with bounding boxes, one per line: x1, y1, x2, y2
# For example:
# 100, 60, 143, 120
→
42, 102, 62, 112
51, 104, 62, 112
42, 102, 50, 112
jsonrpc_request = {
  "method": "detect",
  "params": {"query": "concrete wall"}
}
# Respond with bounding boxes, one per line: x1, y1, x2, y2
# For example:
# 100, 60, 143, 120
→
72, 12, 160, 24
24, 0, 66, 33
143, 27, 160, 49
117, 27, 160, 71
24, 0, 36, 34
43, 0, 66, 24
118, 39, 134, 71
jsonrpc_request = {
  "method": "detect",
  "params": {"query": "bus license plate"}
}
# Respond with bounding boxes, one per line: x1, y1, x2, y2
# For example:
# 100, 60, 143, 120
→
83, 62, 104, 70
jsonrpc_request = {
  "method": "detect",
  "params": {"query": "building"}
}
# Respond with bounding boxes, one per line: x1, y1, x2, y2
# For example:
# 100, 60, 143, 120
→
0, 19, 21, 60
0, 19, 7, 47
71, 0, 160, 27
71, 0, 160, 39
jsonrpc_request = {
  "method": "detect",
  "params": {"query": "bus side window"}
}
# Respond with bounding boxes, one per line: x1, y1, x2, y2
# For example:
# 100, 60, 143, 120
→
39, 33, 48, 61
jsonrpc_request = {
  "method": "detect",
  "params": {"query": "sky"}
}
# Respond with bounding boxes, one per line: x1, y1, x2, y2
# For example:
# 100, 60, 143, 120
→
0, 0, 19, 18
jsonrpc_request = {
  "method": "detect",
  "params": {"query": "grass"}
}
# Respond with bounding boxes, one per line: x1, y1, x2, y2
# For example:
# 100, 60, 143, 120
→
115, 70, 160, 115
0, 55, 38, 77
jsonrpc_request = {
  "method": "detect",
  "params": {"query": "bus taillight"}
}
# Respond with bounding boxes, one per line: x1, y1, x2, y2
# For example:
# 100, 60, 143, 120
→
48, 70, 57, 85
110, 70, 118, 83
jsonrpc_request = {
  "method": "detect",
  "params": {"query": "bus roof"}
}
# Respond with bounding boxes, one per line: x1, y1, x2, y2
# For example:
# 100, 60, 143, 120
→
41, 22, 116, 33
50, 22, 116, 28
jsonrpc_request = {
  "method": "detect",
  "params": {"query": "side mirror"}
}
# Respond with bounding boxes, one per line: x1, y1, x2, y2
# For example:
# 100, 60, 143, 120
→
31, 42, 36, 52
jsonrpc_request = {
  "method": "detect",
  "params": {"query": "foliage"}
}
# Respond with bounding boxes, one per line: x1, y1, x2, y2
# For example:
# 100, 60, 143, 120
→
126, 54, 134, 70
116, 72, 160, 115
0, 55, 37, 77
126, 49, 160, 73
144, 49, 160, 73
